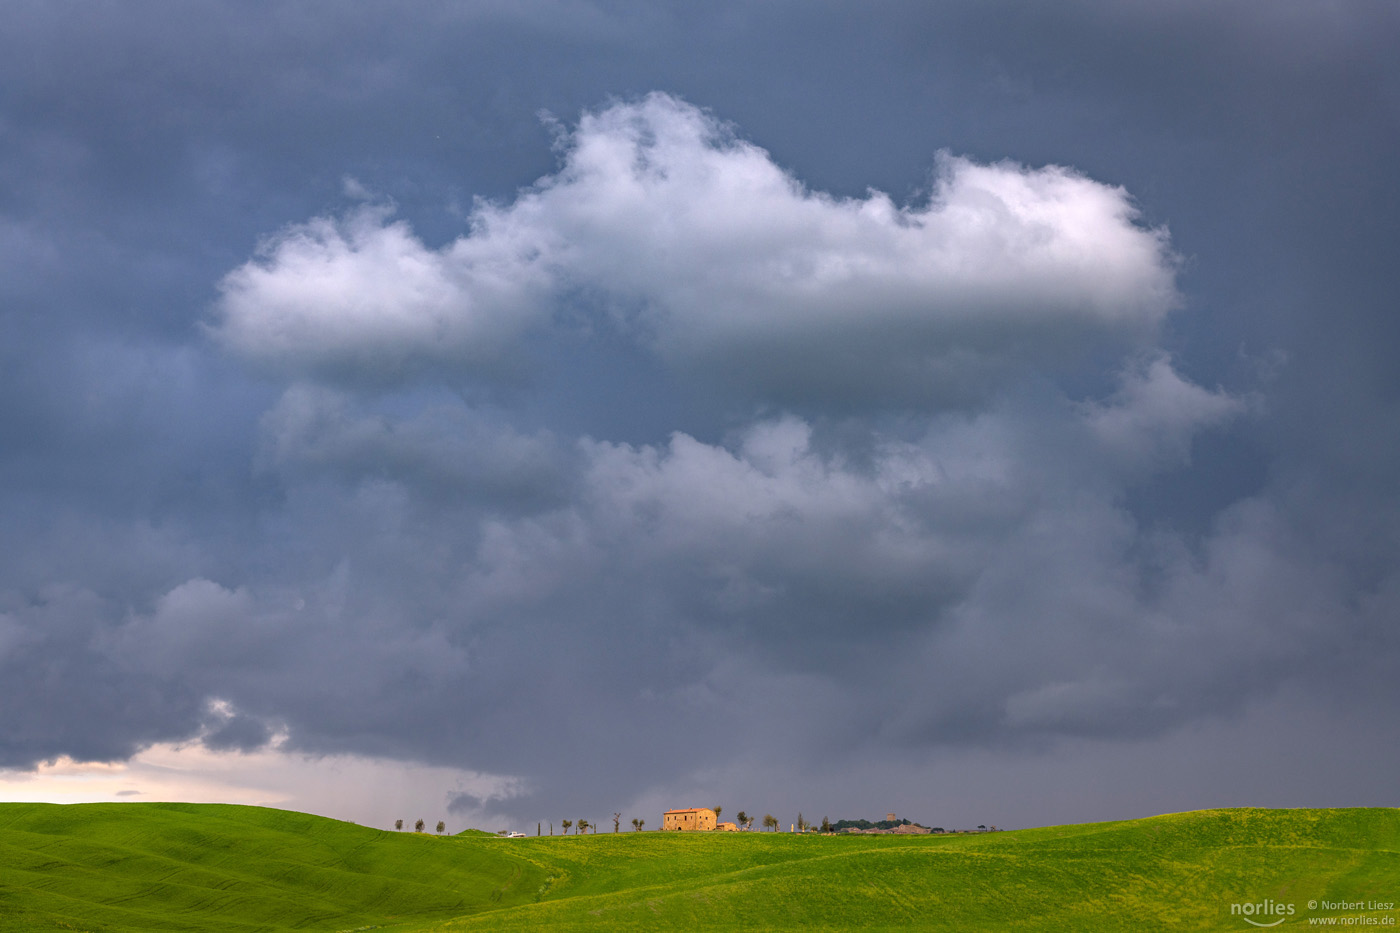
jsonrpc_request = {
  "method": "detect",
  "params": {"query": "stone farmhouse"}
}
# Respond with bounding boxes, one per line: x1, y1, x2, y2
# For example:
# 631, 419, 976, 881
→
662, 807, 717, 831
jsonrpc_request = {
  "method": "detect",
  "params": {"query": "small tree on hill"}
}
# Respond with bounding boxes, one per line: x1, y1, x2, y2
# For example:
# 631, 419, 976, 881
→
415, 818, 425, 833
613, 812, 622, 833
395, 819, 403, 831
436, 821, 446, 834
763, 814, 778, 832
562, 819, 573, 834
736, 811, 748, 830
631, 818, 642, 831
820, 816, 832, 833
713, 805, 722, 823
578, 819, 589, 834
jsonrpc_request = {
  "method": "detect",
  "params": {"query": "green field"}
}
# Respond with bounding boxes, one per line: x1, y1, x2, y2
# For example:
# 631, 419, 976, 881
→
2, 803, 1397, 931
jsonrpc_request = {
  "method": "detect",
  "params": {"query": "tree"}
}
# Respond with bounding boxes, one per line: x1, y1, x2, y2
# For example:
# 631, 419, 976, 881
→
713, 805, 722, 823
797, 812, 806, 833
736, 811, 748, 830
578, 819, 589, 834
562, 819, 573, 835
631, 818, 642, 831
395, 819, 403, 831
763, 814, 778, 832
820, 816, 832, 833
436, 821, 446, 834
613, 812, 622, 833
415, 818, 425, 833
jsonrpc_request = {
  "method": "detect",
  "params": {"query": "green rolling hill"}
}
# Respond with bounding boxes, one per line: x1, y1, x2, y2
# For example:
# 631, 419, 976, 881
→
1, 802, 1396, 931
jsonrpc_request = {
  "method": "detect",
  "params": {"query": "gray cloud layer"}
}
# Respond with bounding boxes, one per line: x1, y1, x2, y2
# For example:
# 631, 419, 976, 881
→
2, 0, 1398, 828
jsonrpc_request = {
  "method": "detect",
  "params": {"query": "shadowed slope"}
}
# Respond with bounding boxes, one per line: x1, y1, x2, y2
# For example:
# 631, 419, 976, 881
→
0, 802, 544, 932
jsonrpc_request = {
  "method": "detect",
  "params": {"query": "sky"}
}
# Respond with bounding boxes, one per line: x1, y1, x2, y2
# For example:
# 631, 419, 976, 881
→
2, 0, 1398, 834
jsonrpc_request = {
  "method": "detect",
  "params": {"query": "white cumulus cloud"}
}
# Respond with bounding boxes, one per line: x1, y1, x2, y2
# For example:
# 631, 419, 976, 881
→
213, 93, 1178, 402
214, 204, 553, 379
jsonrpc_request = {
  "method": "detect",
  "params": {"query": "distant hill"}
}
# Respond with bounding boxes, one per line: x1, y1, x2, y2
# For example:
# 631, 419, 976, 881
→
829, 817, 930, 833
2, 802, 1397, 931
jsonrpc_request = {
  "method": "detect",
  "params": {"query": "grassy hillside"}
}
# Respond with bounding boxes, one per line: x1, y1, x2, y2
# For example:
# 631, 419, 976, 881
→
416, 808, 1400, 932
2, 803, 1397, 932
0, 802, 546, 932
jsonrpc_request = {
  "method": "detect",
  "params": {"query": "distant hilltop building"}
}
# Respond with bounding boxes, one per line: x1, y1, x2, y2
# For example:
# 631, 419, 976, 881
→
716, 821, 738, 832
663, 807, 717, 831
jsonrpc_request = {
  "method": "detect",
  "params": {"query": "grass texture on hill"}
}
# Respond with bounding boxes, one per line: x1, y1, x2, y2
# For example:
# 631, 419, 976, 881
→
0, 802, 544, 932
1, 803, 1397, 931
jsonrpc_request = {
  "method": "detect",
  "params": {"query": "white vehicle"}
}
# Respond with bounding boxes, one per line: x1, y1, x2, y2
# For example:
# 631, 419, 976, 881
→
502, 831, 527, 838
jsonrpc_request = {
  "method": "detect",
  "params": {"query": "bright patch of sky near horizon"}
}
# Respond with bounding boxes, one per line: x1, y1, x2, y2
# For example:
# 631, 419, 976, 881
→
0, 745, 523, 831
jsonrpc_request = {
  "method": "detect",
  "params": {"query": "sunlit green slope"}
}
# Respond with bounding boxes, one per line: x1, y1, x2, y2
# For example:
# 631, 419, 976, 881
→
418, 807, 1400, 931
2, 803, 1396, 932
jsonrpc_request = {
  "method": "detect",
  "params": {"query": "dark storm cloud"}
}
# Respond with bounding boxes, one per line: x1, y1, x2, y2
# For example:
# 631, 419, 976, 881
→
0, 587, 204, 768
202, 713, 273, 754
2, 0, 1398, 827
255, 384, 571, 510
